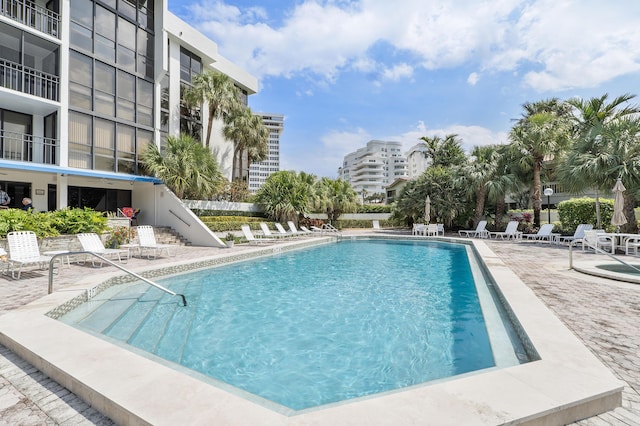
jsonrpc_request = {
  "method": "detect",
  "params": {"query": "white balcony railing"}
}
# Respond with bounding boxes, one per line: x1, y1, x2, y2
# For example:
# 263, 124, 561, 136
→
0, 130, 57, 164
0, 58, 59, 101
1, 0, 60, 38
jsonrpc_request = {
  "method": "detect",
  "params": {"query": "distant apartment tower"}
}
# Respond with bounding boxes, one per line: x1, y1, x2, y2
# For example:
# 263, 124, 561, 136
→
338, 140, 408, 202
406, 142, 430, 179
248, 113, 283, 193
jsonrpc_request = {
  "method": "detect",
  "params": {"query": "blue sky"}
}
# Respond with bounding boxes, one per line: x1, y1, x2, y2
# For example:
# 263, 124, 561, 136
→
169, 0, 640, 178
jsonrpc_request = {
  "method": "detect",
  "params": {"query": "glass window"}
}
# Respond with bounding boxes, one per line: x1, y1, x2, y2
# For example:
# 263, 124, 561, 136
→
70, 0, 93, 27
95, 118, 114, 152
136, 78, 153, 126
95, 6, 115, 61
117, 17, 135, 49
117, 124, 135, 152
95, 62, 115, 115
68, 112, 92, 169
117, 71, 135, 121
0, 22, 22, 63
70, 22, 93, 52
69, 51, 93, 109
119, 0, 137, 20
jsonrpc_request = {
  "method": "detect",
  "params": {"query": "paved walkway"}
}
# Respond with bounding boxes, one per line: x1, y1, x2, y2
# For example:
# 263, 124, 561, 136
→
1, 235, 640, 424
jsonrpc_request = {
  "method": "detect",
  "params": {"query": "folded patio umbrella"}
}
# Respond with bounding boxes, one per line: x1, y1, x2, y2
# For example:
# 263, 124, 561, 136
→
611, 178, 627, 230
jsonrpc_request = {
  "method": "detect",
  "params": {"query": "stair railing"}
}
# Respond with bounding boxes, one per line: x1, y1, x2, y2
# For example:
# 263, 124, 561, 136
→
47, 251, 187, 306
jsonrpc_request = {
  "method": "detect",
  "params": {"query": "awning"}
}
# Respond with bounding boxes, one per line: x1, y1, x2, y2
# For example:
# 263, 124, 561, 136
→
0, 160, 163, 184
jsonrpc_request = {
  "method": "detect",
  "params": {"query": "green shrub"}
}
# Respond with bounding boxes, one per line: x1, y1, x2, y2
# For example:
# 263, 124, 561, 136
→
51, 207, 109, 235
192, 209, 266, 218
355, 205, 392, 214
334, 219, 393, 229
557, 197, 614, 232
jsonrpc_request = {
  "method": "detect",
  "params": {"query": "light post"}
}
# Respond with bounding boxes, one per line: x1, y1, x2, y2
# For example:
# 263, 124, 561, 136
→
543, 187, 554, 224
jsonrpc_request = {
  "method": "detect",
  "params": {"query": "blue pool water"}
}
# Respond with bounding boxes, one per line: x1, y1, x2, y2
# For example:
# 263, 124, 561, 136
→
61, 239, 511, 411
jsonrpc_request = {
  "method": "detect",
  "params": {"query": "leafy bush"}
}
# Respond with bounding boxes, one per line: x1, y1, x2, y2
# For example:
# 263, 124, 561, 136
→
557, 197, 614, 232
356, 204, 392, 213
192, 209, 266, 218
51, 207, 109, 235
0, 207, 108, 238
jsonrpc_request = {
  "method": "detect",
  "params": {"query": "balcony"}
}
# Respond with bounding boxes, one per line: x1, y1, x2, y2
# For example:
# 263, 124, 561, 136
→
0, 130, 57, 164
0, 58, 59, 101
1, 0, 59, 38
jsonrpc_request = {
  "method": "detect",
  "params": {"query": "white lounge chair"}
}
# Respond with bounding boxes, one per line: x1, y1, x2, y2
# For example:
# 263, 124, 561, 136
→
77, 233, 130, 266
413, 224, 426, 236
287, 221, 309, 237
275, 222, 296, 238
6, 231, 54, 279
299, 226, 318, 235
136, 226, 177, 258
241, 225, 275, 245
582, 230, 615, 254
558, 224, 593, 245
625, 235, 640, 256
458, 220, 488, 238
372, 220, 381, 230
260, 222, 287, 239
489, 221, 522, 240
437, 224, 445, 236
522, 224, 558, 242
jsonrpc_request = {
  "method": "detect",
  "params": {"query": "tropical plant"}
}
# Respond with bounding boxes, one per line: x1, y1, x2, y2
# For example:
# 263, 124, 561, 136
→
559, 93, 640, 229
312, 178, 359, 223
419, 134, 466, 168
509, 98, 574, 227
223, 106, 269, 180
182, 70, 241, 149
105, 226, 131, 248
255, 171, 313, 223
459, 145, 500, 227
140, 134, 224, 199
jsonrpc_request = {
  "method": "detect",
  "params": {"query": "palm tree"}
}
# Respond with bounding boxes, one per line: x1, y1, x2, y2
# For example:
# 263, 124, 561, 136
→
460, 145, 500, 227
509, 98, 574, 227
312, 178, 359, 223
255, 171, 312, 223
183, 70, 241, 149
420, 134, 466, 167
484, 144, 522, 228
140, 134, 223, 199
223, 107, 269, 178
560, 117, 640, 233
560, 93, 640, 228
224, 106, 269, 180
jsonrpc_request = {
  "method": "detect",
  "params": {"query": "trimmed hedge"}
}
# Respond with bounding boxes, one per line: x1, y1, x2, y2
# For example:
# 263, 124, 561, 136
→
557, 197, 615, 233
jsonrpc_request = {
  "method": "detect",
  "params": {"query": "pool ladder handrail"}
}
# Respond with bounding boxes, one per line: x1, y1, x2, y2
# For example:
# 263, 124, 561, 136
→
47, 251, 187, 306
568, 238, 640, 274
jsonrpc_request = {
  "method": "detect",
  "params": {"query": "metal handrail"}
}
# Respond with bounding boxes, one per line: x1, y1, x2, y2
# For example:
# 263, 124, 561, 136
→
569, 239, 640, 274
47, 251, 187, 306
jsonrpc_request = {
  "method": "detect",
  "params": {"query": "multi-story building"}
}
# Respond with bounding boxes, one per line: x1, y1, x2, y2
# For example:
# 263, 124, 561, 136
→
405, 142, 430, 179
338, 140, 408, 202
247, 112, 282, 193
0, 0, 256, 217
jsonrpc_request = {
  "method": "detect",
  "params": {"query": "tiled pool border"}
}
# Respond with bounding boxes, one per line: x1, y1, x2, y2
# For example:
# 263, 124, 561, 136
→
0, 235, 625, 425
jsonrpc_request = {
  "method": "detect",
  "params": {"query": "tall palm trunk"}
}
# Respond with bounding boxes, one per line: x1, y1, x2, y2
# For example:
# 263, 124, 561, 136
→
622, 192, 638, 234
495, 196, 506, 230
532, 160, 542, 228
474, 185, 485, 226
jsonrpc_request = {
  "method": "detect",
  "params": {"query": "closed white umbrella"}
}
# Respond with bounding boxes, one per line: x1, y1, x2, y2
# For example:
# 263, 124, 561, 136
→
425, 195, 431, 224
611, 178, 627, 231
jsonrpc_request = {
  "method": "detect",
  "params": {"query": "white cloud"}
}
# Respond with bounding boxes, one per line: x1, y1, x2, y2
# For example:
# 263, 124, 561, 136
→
183, 0, 640, 92
386, 121, 508, 154
467, 72, 480, 86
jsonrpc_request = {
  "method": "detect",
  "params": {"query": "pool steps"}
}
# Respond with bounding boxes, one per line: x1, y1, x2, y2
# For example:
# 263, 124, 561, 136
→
61, 281, 196, 363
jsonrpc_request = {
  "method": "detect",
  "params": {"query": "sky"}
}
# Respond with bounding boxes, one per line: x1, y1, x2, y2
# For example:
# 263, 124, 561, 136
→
168, 0, 640, 178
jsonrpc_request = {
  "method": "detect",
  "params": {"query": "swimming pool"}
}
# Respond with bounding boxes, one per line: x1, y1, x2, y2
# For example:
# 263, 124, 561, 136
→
60, 238, 527, 411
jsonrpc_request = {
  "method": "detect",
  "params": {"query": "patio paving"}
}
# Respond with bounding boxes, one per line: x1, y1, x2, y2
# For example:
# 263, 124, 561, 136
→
0, 234, 639, 424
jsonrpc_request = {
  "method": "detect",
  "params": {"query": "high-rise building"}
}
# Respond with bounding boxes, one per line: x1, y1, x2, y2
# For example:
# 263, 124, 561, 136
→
248, 113, 283, 193
338, 140, 408, 202
0, 0, 256, 213
405, 142, 430, 179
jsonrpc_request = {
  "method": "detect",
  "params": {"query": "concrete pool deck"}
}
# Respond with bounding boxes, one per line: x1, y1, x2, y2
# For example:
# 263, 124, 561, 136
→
0, 232, 638, 424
